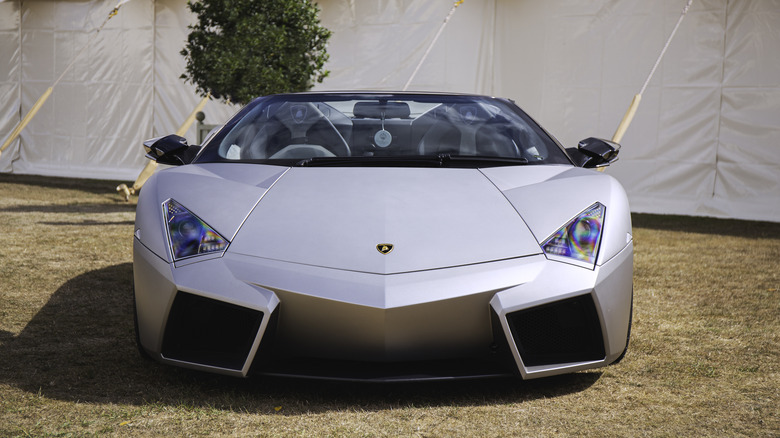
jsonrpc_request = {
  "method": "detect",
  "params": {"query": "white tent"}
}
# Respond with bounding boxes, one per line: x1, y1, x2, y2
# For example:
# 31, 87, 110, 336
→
0, 0, 238, 180
1, 0, 779, 222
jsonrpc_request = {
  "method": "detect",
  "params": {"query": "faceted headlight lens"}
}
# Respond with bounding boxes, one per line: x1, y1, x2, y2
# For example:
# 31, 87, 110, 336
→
163, 199, 228, 261
542, 202, 605, 267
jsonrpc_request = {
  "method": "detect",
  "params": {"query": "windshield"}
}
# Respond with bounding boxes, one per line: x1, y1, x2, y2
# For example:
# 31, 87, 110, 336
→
195, 93, 572, 167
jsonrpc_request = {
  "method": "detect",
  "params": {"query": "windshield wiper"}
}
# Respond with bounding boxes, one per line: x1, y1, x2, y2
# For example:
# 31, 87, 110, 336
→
438, 154, 528, 165
295, 155, 444, 167
295, 154, 529, 167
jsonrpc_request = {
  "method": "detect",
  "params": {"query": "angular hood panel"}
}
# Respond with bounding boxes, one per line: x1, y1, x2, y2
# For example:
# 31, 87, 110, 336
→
229, 167, 542, 274
481, 165, 633, 266
134, 163, 287, 262
152, 163, 287, 239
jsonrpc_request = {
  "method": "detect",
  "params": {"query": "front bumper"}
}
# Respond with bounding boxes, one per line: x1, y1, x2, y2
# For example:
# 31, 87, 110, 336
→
133, 238, 633, 381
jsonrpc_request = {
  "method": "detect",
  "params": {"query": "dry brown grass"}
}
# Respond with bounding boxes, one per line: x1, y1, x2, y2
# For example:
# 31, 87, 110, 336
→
0, 173, 778, 437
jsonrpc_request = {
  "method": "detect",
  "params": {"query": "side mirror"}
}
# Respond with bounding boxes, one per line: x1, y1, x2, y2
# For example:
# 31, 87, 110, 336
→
566, 137, 620, 168
143, 134, 200, 166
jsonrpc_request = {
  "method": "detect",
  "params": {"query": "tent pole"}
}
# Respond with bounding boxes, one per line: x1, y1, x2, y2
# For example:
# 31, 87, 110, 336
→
0, 88, 53, 155
612, 94, 642, 145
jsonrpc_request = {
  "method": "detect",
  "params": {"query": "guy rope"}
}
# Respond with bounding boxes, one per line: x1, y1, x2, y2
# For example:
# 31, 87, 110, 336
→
0, 0, 134, 158
611, 0, 695, 144
403, 0, 465, 91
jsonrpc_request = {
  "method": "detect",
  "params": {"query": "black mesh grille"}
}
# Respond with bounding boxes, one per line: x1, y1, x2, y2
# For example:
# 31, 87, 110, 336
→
162, 292, 263, 370
250, 308, 517, 381
506, 294, 605, 367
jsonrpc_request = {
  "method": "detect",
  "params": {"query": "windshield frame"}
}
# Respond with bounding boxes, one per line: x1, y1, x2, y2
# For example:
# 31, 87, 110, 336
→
193, 92, 574, 168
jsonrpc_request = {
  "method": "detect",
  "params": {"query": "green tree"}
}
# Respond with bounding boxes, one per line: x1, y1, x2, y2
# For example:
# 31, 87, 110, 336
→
180, 0, 331, 105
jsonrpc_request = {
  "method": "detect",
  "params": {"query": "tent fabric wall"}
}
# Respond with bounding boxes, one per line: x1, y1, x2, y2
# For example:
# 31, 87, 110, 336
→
489, 0, 780, 222
0, 0, 235, 181
0, 1, 22, 172
0, 0, 778, 222
314, 0, 496, 93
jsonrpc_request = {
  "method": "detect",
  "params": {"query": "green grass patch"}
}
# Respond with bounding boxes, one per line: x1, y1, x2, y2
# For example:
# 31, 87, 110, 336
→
1, 173, 778, 436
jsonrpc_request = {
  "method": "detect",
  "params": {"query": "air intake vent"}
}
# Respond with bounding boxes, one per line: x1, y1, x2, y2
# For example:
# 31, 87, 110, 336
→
162, 292, 263, 370
506, 294, 604, 367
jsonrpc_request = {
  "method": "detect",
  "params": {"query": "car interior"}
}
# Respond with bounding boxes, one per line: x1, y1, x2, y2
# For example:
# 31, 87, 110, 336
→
216, 99, 554, 163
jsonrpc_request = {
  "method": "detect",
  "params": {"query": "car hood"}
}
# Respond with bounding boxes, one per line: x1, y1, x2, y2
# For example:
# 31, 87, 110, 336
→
228, 167, 542, 274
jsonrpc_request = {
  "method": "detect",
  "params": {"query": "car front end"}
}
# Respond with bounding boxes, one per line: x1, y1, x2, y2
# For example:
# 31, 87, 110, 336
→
133, 92, 633, 381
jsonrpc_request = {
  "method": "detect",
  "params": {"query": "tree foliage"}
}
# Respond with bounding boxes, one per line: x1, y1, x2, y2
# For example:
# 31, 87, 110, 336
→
180, 0, 331, 105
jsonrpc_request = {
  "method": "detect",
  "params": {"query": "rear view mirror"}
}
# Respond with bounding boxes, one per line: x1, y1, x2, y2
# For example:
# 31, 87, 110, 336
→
352, 101, 411, 119
567, 137, 620, 168
143, 134, 200, 166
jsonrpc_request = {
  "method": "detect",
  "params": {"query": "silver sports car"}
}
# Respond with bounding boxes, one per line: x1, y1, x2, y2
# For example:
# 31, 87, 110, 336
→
133, 92, 633, 381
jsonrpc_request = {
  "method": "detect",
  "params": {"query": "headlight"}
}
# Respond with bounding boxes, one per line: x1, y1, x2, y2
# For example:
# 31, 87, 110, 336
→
541, 202, 605, 268
163, 199, 229, 261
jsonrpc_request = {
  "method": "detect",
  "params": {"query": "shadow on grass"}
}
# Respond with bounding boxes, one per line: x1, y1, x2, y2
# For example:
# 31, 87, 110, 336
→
0, 263, 601, 413
0, 330, 14, 343
0, 203, 136, 215
0, 173, 129, 196
39, 220, 136, 226
632, 213, 780, 239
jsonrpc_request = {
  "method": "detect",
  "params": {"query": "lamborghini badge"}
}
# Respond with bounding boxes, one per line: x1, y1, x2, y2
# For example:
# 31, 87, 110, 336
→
376, 243, 394, 254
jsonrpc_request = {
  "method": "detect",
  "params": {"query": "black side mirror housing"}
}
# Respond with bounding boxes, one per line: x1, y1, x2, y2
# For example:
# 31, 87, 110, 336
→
143, 134, 201, 166
566, 137, 621, 168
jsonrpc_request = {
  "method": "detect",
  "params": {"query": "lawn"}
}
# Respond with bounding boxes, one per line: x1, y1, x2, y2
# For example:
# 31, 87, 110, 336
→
0, 173, 778, 437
